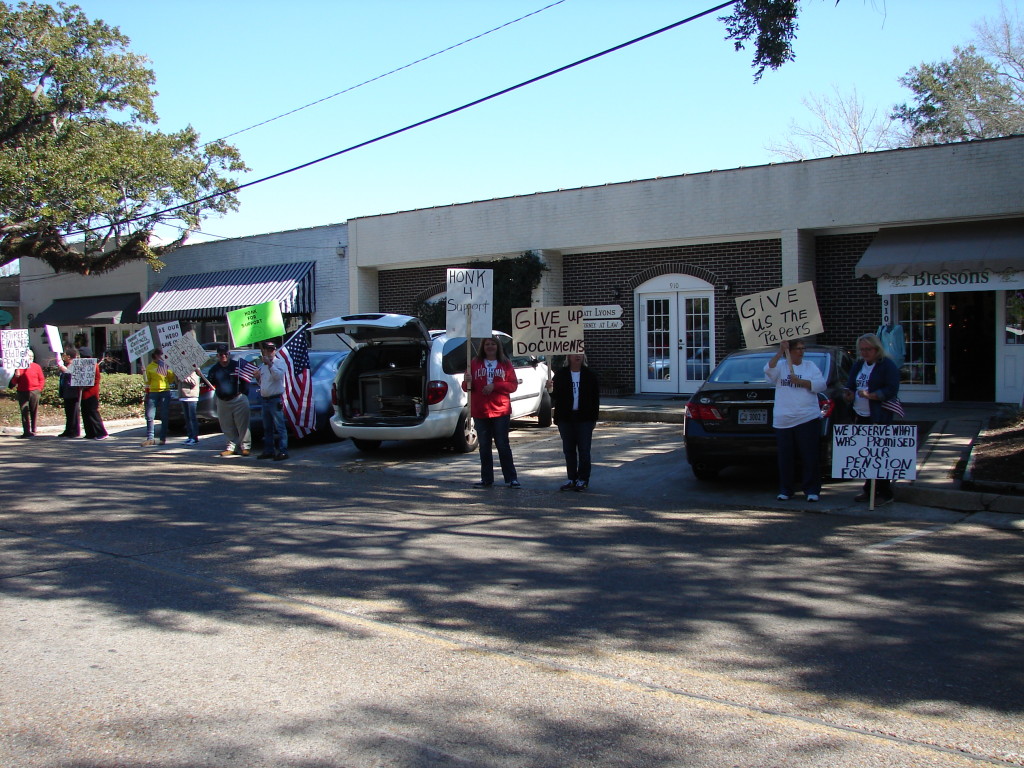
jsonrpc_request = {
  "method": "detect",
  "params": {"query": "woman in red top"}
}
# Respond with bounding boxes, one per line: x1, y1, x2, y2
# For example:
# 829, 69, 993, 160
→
462, 337, 520, 487
10, 350, 45, 438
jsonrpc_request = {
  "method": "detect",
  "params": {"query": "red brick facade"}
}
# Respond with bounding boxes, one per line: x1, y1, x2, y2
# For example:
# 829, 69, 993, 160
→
378, 235, 881, 394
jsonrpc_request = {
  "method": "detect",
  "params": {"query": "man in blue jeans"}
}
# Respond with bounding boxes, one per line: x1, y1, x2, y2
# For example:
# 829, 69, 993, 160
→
255, 341, 289, 460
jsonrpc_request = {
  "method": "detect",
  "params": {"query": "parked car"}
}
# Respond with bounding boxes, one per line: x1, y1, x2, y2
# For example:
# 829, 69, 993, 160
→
167, 349, 348, 439
310, 313, 551, 452
683, 345, 854, 481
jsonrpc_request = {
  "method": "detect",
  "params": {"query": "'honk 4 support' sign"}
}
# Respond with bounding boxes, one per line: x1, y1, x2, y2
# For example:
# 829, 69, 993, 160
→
735, 281, 824, 348
512, 306, 585, 356
446, 268, 493, 338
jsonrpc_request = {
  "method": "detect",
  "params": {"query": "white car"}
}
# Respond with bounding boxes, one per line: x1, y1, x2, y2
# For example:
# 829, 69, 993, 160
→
311, 313, 551, 452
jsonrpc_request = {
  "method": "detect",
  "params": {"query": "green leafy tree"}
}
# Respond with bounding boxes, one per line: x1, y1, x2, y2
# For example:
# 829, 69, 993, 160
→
894, 5, 1024, 143
720, 0, 802, 82
893, 46, 1024, 143
0, 1, 246, 274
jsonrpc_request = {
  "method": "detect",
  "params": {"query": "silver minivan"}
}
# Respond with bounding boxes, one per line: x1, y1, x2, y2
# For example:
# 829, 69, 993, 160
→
311, 313, 551, 452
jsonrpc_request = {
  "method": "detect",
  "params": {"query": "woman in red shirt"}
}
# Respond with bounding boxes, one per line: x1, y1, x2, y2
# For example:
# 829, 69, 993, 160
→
462, 337, 520, 488
10, 350, 45, 438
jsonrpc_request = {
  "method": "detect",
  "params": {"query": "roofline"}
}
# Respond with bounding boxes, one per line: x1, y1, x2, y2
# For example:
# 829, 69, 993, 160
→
349, 135, 1024, 223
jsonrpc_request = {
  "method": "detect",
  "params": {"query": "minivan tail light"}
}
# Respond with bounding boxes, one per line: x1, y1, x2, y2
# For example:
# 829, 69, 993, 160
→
426, 380, 448, 405
685, 401, 724, 421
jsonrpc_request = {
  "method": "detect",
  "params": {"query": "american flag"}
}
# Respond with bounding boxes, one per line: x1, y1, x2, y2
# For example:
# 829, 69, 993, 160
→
279, 326, 314, 438
235, 357, 258, 383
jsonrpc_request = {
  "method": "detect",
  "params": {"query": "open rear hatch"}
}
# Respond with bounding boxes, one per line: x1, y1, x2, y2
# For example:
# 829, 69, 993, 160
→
312, 314, 432, 425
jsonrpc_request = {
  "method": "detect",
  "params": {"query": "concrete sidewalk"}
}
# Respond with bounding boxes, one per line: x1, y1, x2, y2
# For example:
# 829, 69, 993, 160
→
598, 395, 1024, 517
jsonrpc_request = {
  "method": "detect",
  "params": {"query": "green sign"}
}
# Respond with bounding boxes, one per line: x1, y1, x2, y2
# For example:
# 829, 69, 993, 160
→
226, 301, 285, 346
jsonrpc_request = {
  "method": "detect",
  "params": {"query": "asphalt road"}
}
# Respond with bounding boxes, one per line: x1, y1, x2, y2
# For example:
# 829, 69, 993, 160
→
2, 422, 1022, 767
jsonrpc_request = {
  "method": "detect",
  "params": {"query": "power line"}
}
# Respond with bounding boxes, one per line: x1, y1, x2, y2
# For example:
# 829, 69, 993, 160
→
208, 0, 567, 145
75, 0, 738, 236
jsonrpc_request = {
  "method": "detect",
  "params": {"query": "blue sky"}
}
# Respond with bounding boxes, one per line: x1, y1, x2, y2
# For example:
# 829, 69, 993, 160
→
69, 0, 1017, 243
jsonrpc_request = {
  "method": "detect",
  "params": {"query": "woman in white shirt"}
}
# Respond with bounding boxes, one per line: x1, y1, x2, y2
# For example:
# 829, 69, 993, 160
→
764, 340, 826, 502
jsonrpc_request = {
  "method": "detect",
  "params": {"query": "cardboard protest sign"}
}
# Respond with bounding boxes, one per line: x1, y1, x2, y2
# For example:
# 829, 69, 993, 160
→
125, 326, 155, 362
156, 320, 183, 347
445, 268, 493, 338
163, 331, 210, 375
44, 325, 64, 357
735, 281, 824, 348
0, 328, 31, 369
832, 424, 918, 481
512, 306, 585, 356
70, 358, 97, 387
227, 301, 285, 347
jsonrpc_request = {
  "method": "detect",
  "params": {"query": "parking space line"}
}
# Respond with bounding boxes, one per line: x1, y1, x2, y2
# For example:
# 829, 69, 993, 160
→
861, 523, 953, 551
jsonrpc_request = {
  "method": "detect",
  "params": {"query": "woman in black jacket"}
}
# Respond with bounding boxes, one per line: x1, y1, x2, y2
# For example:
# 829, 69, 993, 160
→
547, 353, 600, 491
843, 332, 901, 504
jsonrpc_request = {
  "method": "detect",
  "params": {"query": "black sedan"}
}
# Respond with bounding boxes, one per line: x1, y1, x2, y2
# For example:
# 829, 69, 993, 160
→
683, 345, 854, 481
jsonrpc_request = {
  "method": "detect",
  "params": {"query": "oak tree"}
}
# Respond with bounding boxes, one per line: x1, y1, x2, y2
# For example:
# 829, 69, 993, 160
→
0, 1, 246, 275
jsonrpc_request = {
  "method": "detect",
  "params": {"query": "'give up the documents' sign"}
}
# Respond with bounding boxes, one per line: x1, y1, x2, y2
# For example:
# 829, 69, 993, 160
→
512, 306, 585, 356
735, 281, 824, 348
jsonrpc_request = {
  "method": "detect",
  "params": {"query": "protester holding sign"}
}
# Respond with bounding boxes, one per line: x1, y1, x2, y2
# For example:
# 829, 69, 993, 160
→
547, 353, 600, 491
56, 349, 82, 438
255, 341, 289, 461
79, 359, 108, 440
843, 333, 901, 505
9, 349, 45, 438
764, 340, 826, 502
141, 350, 176, 447
462, 337, 520, 488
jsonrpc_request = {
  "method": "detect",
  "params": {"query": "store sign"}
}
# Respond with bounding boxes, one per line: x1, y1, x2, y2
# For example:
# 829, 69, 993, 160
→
877, 269, 1024, 295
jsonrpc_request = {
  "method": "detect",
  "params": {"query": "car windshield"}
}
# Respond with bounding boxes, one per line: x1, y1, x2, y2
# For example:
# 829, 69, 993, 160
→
708, 352, 829, 383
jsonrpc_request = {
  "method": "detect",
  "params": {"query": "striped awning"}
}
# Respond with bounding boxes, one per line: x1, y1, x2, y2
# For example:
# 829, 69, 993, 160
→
138, 262, 316, 322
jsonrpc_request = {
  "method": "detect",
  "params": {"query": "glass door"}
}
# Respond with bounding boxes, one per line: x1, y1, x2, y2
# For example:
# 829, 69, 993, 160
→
639, 292, 713, 394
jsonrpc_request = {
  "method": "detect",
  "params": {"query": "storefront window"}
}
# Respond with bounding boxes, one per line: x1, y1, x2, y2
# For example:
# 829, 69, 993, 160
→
897, 292, 937, 385
1007, 290, 1024, 345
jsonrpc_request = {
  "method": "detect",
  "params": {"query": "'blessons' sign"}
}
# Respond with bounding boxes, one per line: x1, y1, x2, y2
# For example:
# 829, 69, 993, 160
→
735, 282, 824, 348
512, 306, 585, 356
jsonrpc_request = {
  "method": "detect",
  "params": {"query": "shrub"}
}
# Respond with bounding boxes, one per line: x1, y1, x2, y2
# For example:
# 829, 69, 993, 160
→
10, 372, 144, 408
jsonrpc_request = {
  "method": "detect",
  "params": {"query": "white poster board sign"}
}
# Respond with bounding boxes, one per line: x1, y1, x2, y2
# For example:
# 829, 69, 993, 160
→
0, 328, 31, 369
70, 358, 97, 387
832, 424, 918, 481
156, 320, 183, 347
446, 268, 493, 338
163, 331, 210, 375
125, 326, 155, 362
735, 281, 824, 348
45, 325, 64, 357
512, 306, 585, 356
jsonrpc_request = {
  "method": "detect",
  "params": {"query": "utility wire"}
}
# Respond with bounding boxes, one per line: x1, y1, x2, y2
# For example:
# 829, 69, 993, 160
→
209, 0, 567, 145
76, 0, 738, 236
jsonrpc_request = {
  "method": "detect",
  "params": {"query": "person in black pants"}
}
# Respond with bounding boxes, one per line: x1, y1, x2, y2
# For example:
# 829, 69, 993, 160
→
547, 353, 600, 491
56, 349, 82, 437
843, 332, 901, 504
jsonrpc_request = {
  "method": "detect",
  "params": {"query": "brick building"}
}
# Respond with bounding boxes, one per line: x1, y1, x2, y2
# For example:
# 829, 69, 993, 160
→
345, 136, 1024, 404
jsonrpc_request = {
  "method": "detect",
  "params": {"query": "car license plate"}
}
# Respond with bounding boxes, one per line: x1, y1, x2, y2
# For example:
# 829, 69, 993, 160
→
738, 409, 767, 425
